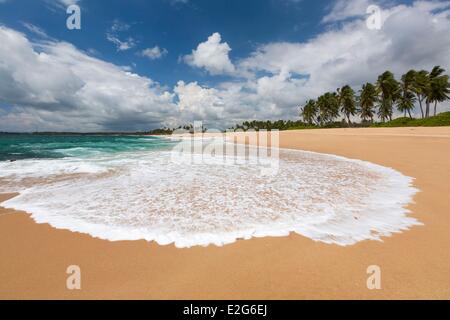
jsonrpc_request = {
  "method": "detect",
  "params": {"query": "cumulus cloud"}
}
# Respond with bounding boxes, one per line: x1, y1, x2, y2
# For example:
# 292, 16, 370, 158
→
140, 46, 168, 60
0, 26, 175, 132
174, 81, 226, 121
322, 0, 374, 23
183, 32, 235, 75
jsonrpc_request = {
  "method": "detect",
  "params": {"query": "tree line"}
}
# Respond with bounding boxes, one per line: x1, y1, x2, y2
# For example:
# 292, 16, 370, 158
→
301, 66, 450, 125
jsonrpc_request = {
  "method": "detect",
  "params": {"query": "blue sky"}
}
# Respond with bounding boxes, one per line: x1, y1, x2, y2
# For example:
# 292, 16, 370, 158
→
0, 0, 449, 131
0, 0, 348, 87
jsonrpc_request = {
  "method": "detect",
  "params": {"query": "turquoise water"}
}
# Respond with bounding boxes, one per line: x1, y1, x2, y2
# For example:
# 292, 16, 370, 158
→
0, 134, 173, 161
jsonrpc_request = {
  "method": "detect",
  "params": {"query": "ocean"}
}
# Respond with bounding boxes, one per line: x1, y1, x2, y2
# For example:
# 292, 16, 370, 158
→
0, 134, 420, 248
0, 134, 174, 161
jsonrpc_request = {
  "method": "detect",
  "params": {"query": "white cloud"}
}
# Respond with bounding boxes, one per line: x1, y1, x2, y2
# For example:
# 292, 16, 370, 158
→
174, 81, 225, 121
140, 46, 168, 60
106, 33, 136, 51
106, 19, 136, 51
59, 0, 80, 5
413, 0, 450, 12
0, 26, 175, 132
183, 32, 235, 75
322, 0, 374, 23
21, 22, 50, 38
45, 0, 81, 9
111, 19, 130, 32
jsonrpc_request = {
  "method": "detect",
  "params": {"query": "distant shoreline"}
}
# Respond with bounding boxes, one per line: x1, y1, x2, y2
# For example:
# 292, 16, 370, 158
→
2, 111, 449, 136
0, 132, 150, 136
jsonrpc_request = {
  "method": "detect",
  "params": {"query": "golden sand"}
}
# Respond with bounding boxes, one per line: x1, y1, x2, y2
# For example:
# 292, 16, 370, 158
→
1, 127, 450, 299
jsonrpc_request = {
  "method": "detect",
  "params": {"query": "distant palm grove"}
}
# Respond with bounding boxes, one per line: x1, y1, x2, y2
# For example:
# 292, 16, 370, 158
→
301, 66, 450, 126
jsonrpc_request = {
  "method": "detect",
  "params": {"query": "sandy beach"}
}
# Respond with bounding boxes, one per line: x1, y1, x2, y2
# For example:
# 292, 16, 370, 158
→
1, 127, 450, 300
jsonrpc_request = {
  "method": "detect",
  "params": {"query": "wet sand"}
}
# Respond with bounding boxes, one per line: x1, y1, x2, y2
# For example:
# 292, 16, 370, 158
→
1, 127, 450, 299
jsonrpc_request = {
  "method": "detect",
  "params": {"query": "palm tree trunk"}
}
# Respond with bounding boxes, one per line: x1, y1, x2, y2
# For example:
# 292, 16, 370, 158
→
418, 97, 424, 118
425, 101, 430, 118
434, 101, 438, 116
407, 109, 412, 119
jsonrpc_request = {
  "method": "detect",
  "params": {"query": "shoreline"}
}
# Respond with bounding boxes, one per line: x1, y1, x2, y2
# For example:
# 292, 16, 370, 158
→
0, 145, 420, 248
1, 127, 450, 299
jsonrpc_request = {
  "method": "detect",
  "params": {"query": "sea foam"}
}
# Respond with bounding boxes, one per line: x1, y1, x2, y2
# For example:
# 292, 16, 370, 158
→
0, 144, 421, 248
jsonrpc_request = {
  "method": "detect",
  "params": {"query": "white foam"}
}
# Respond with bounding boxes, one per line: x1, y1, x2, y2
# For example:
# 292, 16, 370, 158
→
0, 144, 421, 248
0, 158, 109, 180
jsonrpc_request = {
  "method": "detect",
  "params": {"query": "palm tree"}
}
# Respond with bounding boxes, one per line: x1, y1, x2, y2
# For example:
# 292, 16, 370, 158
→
316, 93, 339, 125
397, 91, 416, 118
359, 83, 377, 122
429, 74, 450, 116
301, 100, 318, 125
326, 92, 340, 124
398, 70, 417, 118
316, 94, 328, 125
376, 71, 400, 122
423, 66, 450, 117
424, 66, 446, 117
339, 85, 357, 126
295, 67, 449, 125
412, 70, 429, 118
378, 100, 392, 122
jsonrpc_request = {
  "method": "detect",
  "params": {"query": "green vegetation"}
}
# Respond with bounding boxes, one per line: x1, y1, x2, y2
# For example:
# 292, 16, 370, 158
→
146, 124, 209, 135
146, 128, 175, 135
229, 112, 450, 132
372, 111, 450, 127
232, 120, 315, 131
